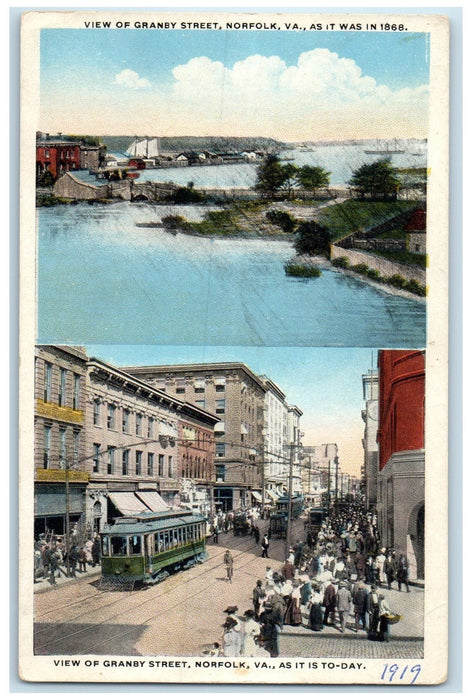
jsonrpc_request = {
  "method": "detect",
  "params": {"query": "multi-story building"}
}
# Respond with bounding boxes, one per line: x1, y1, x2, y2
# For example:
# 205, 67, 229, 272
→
36, 135, 81, 179
260, 377, 288, 492
34, 346, 89, 539
287, 405, 304, 493
301, 444, 340, 506
361, 369, 379, 509
85, 358, 217, 531
376, 350, 425, 580
122, 363, 266, 512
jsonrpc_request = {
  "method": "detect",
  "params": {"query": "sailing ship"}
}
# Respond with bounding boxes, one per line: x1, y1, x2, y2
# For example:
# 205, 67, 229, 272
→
364, 138, 405, 155
126, 136, 161, 159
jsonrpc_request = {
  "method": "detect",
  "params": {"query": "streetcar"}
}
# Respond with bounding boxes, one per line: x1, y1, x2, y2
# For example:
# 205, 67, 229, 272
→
269, 512, 287, 539
99, 509, 207, 586
275, 493, 305, 519
306, 506, 327, 540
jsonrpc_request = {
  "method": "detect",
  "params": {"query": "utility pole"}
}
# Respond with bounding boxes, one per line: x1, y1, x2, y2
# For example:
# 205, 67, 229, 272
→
65, 463, 71, 577
260, 444, 265, 515
284, 442, 295, 561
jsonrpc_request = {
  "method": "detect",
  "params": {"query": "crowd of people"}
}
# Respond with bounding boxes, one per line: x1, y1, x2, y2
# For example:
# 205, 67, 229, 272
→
34, 535, 101, 585
213, 502, 409, 657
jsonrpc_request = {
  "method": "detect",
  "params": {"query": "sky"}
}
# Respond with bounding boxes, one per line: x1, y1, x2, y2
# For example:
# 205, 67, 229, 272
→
40, 28, 430, 141
86, 345, 380, 477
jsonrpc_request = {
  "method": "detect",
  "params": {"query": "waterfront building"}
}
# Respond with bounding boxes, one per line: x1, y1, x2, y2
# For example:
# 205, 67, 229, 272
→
376, 350, 425, 580
85, 358, 217, 530
122, 363, 266, 512
361, 368, 379, 509
36, 135, 81, 179
34, 345, 89, 539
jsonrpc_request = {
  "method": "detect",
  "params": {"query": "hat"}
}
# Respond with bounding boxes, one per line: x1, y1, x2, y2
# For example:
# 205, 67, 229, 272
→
244, 609, 255, 618
263, 601, 274, 609
223, 605, 238, 614
222, 617, 237, 629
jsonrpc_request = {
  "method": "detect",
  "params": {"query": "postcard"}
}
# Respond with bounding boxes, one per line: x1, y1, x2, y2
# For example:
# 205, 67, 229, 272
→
18, 10, 448, 685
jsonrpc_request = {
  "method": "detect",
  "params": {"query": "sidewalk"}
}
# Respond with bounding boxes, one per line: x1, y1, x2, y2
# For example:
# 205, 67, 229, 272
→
34, 565, 101, 593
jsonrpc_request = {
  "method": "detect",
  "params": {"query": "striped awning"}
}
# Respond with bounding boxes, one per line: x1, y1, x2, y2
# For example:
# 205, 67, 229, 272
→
108, 492, 150, 516
135, 491, 169, 512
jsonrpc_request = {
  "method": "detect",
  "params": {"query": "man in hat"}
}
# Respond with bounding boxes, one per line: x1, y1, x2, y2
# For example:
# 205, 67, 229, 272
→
224, 549, 234, 583
336, 580, 352, 633
252, 580, 265, 620
322, 580, 337, 626
352, 580, 368, 632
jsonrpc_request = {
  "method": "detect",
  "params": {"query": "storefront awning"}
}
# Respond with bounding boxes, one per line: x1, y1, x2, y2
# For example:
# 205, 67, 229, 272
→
265, 490, 278, 503
251, 490, 262, 502
214, 422, 225, 432
240, 424, 248, 435
108, 492, 150, 516
136, 491, 169, 512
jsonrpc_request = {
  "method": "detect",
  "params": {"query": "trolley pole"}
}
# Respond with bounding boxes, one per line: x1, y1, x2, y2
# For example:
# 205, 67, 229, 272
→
260, 444, 265, 516
284, 442, 295, 561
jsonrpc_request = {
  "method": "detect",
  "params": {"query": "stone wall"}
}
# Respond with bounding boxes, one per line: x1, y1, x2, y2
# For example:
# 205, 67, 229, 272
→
54, 172, 109, 200
330, 243, 426, 286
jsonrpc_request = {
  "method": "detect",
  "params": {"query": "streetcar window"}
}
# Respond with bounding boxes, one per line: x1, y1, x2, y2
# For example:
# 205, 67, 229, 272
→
101, 536, 109, 556
110, 536, 128, 555
129, 535, 142, 555
163, 531, 169, 551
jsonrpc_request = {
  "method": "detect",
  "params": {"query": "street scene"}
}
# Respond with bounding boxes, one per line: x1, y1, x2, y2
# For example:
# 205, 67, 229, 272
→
34, 505, 423, 659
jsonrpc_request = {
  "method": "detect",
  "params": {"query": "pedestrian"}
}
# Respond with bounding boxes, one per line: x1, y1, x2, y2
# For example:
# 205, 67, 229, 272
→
282, 558, 295, 581
284, 580, 302, 627
396, 554, 410, 592
322, 580, 337, 626
252, 580, 265, 620
253, 525, 260, 545
47, 547, 59, 586
352, 580, 368, 633
222, 617, 241, 657
385, 553, 396, 590
68, 544, 78, 578
261, 534, 270, 558
378, 593, 392, 642
224, 549, 234, 583
78, 546, 87, 573
308, 584, 324, 631
287, 548, 295, 565
91, 537, 101, 567
336, 580, 352, 633
260, 601, 283, 658
241, 610, 262, 657
213, 524, 219, 544
376, 548, 387, 587
367, 584, 380, 639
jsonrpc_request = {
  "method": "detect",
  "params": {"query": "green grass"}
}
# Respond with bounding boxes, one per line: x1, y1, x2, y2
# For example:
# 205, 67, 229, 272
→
317, 200, 414, 240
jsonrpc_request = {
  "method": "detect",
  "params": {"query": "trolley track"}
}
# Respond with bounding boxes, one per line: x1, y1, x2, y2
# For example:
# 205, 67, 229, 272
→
34, 536, 268, 654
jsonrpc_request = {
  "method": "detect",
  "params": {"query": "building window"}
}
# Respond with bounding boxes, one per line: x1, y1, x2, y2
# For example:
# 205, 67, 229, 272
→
195, 399, 205, 409
194, 386, 205, 394
93, 443, 100, 473
122, 449, 129, 476
73, 374, 81, 410
59, 368, 67, 406
93, 399, 100, 426
216, 443, 226, 457
44, 362, 52, 402
147, 417, 154, 439
122, 409, 130, 433
73, 430, 80, 466
136, 450, 143, 476
158, 454, 164, 477
215, 384, 225, 393
43, 425, 51, 468
59, 427, 67, 468
107, 404, 115, 430
147, 453, 154, 476
168, 456, 173, 477
107, 447, 115, 475
136, 413, 142, 436
176, 387, 185, 394
216, 464, 226, 481
216, 399, 225, 415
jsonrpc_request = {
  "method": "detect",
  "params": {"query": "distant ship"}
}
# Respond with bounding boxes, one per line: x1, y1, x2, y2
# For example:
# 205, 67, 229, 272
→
126, 136, 161, 159
364, 138, 405, 155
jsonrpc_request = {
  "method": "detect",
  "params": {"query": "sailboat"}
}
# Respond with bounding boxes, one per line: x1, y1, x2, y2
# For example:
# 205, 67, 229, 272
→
126, 136, 161, 159
364, 138, 405, 155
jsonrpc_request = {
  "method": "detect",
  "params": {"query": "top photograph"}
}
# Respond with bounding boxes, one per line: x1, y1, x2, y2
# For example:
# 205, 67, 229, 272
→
25, 12, 448, 347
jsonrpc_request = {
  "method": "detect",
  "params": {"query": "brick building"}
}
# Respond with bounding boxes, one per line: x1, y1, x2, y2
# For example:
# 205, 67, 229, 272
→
122, 363, 266, 512
85, 358, 217, 531
377, 350, 425, 580
36, 137, 81, 179
34, 346, 89, 539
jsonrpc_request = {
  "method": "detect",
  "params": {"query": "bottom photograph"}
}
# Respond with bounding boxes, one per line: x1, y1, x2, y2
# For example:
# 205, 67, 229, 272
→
26, 345, 426, 682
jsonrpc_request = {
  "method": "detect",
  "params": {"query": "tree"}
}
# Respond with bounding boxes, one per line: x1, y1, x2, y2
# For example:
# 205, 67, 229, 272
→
349, 158, 401, 200
280, 163, 299, 199
255, 153, 286, 197
296, 165, 330, 196
294, 220, 331, 256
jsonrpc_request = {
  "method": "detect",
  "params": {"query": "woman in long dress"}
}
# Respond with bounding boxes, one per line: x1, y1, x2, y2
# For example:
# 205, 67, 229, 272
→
308, 584, 324, 631
284, 581, 302, 626
241, 610, 262, 657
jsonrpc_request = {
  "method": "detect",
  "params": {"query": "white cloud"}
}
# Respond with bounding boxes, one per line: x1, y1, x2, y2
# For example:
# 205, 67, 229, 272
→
163, 48, 428, 139
113, 69, 151, 90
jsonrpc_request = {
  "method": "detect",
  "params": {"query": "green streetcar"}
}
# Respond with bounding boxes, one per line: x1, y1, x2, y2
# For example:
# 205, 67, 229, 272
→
100, 509, 207, 586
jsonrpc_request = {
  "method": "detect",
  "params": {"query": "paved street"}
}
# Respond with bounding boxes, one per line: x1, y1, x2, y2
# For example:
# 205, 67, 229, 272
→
34, 523, 424, 659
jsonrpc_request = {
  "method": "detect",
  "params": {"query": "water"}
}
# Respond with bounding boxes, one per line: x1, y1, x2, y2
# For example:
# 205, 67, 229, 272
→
130, 141, 427, 189
37, 201, 426, 347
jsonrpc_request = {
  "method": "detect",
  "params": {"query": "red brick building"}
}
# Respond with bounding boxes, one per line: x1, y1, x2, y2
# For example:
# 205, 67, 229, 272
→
377, 350, 425, 580
36, 139, 81, 179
